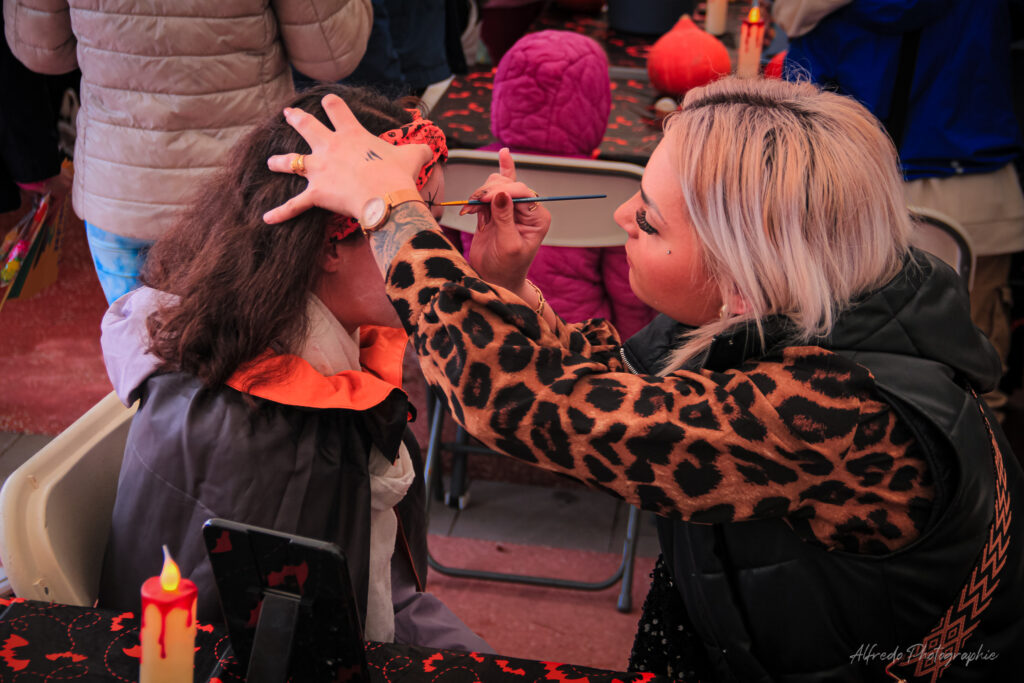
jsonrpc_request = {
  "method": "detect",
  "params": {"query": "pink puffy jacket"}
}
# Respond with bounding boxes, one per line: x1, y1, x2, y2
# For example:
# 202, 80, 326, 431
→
458, 30, 655, 338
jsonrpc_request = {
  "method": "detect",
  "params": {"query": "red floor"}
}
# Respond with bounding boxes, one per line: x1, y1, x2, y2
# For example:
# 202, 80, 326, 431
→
427, 535, 653, 670
1, 211, 110, 434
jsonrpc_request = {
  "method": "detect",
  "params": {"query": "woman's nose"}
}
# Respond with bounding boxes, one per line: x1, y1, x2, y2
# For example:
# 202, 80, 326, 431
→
614, 192, 639, 237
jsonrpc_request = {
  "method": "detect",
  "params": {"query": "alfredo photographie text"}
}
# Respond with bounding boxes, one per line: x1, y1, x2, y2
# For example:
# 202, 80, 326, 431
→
849, 642, 999, 667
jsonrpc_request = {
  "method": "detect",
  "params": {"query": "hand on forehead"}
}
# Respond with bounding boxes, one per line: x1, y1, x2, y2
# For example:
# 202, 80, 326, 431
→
327, 108, 449, 240
264, 94, 441, 225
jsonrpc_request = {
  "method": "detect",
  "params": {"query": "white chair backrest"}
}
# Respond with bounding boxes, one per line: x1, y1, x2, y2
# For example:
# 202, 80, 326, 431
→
0, 392, 136, 605
908, 206, 975, 291
439, 149, 643, 247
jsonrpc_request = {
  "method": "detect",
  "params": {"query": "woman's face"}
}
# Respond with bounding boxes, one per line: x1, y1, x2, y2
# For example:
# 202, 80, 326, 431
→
614, 139, 723, 326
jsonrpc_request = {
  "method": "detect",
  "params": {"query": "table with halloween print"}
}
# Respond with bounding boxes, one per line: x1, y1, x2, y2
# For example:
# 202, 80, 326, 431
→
527, 2, 778, 68
430, 69, 664, 167
0, 597, 676, 682
433, 2, 778, 165
528, 5, 655, 69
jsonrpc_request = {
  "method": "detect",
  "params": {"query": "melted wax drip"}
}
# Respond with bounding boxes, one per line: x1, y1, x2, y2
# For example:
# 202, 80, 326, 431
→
142, 581, 196, 659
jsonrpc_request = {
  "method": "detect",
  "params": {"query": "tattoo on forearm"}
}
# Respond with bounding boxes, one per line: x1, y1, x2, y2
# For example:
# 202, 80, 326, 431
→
365, 150, 383, 161
368, 202, 438, 275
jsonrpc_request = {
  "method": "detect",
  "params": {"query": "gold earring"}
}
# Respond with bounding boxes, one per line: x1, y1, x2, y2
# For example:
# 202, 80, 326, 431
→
719, 304, 728, 319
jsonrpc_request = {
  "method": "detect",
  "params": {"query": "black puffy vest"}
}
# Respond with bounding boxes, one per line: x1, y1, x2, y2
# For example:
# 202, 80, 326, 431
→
623, 251, 1024, 682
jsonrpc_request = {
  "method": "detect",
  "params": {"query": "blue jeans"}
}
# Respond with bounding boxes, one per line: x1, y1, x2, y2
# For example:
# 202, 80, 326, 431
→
85, 222, 153, 304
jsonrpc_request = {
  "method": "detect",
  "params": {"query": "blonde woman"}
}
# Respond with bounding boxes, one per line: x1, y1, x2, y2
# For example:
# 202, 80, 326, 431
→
264, 77, 1024, 681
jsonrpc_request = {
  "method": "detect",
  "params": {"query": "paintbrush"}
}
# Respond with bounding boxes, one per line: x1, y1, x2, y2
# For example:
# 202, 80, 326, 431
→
435, 193, 607, 207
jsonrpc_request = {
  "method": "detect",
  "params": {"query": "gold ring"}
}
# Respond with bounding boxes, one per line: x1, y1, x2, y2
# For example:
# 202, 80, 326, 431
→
527, 189, 539, 211
291, 154, 306, 176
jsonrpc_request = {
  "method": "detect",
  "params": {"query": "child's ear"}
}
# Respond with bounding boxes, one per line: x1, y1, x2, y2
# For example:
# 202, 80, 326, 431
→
321, 238, 344, 273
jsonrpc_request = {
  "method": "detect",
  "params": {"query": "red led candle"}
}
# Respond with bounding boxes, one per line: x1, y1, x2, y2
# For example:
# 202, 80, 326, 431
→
140, 547, 197, 683
737, 5, 766, 78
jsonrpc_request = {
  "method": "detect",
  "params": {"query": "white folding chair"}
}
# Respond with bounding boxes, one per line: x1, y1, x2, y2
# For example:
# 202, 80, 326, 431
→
427, 149, 646, 611
0, 392, 136, 605
908, 206, 975, 291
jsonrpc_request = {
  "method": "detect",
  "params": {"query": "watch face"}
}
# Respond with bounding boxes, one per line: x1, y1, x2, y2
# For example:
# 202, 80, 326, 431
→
362, 197, 387, 229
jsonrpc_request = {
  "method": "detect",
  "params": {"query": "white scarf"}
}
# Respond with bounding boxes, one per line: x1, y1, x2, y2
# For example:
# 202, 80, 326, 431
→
297, 295, 415, 643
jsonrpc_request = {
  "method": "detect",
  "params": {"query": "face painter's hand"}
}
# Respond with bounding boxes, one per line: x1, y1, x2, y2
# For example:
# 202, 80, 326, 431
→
263, 95, 429, 223
466, 148, 549, 292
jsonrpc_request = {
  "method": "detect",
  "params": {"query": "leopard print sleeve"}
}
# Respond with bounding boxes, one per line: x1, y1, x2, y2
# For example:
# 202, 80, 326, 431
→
388, 232, 934, 553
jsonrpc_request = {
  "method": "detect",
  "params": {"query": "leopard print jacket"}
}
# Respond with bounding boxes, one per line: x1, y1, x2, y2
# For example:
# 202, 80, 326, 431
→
388, 231, 934, 554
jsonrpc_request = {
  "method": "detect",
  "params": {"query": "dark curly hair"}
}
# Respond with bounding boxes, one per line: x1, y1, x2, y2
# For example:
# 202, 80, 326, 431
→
142, 84, 418, 388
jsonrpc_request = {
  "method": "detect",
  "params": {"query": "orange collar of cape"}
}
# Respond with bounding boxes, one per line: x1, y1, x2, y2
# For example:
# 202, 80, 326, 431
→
225, 325, 408, 411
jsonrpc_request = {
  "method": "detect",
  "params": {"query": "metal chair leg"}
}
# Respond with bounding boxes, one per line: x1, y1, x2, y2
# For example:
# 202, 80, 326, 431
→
616, 505, 641, 612
423, 396, 644, 611
423, 397, 446, 508
445, 429, 471, 510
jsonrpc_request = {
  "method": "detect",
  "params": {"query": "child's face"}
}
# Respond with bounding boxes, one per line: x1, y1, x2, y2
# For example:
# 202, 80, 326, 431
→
317, 235, 401, 333
316, 164, 446, 334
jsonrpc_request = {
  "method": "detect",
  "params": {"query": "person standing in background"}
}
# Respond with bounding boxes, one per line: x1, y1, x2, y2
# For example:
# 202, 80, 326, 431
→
4, 0, 372, 304
326, 0, 455, 97
0, 14, 73, 217
776, 0, 1024, 417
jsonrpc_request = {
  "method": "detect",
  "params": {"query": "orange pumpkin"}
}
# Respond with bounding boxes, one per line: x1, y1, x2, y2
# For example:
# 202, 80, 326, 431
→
646, 15, 731, 96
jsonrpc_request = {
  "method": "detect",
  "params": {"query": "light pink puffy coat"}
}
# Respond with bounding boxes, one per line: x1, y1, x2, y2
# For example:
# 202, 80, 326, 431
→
4, 0, 372, 241
462, 30, 655, 338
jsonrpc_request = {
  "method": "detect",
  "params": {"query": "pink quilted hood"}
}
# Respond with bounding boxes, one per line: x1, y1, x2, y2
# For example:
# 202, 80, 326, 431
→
490, 31, 611, 156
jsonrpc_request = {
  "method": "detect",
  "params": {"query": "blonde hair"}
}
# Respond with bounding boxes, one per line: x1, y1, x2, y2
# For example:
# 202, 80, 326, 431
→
661, 77, 912, 373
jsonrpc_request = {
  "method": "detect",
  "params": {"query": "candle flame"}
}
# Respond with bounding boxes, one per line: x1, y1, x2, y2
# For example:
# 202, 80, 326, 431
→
748, 6, 761, 23
159, 545, 181, 592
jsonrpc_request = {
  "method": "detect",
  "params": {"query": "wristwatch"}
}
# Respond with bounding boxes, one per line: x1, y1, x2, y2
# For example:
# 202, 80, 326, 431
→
360, 188, 427, 233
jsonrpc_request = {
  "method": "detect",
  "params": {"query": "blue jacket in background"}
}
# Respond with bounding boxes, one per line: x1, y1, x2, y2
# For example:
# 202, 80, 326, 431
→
784, 0, 1023, 180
